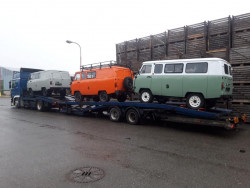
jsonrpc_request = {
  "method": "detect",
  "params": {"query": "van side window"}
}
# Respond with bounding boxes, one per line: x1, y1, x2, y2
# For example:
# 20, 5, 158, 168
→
87, 71, 96, 79
229, 66, 232, 75
164, 64, 183, 73
81, 73, 86, 79
74, 74, 80, 80
186, 62, 208, 73
224, 64, 229, 74
141, 65, 152, 74
154, 64, 163, 74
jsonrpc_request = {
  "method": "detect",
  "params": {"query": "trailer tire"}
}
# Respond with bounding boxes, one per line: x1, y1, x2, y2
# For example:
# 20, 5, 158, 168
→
14, 98, 20, 108
37, 100, 44, 111
126, 108, 140, 125
109, 107, 122, 122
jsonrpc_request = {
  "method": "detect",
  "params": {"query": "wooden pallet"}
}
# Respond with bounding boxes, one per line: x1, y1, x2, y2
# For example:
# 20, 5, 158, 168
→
230, 46, 250, 65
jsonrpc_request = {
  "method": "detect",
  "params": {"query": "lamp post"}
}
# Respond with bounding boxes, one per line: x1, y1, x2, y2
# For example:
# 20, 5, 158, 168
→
66, 40, 82, 70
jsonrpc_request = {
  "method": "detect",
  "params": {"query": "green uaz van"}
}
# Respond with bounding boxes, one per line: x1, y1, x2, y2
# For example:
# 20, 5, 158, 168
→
134, 58, 233, 109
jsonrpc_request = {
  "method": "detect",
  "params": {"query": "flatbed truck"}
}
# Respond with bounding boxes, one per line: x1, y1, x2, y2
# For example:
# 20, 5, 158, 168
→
10, 68, 246, 130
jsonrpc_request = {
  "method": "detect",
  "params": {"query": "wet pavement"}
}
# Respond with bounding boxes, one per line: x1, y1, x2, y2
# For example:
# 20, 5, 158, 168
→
0, 97, 250, 188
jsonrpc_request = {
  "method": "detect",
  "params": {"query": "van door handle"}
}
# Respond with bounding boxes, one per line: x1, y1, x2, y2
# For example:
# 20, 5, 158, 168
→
166, 84, 169, 88
147, 76, 151, 78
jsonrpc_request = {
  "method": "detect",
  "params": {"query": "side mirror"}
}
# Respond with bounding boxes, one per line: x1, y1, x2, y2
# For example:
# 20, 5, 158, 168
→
9, 81, 11, 89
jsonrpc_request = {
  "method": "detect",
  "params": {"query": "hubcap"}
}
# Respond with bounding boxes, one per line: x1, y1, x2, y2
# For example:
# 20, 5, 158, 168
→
189, 96, 201, 108
141, 92, 150, 102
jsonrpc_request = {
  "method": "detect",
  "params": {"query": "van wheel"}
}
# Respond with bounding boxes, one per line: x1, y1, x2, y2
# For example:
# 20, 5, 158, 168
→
109, 107, 122, 122
74, 92, 82, 102
99, 91, 110, 102
186, 93, 204, 110
126, 109, 140, 125
42, 88, 48, 97
123, 77, 133, 90
37, 100, 44, 111
117, 94, 127, 102
140, 90, 153, 103
60, 90, 66, 97
29, 88, 34, 97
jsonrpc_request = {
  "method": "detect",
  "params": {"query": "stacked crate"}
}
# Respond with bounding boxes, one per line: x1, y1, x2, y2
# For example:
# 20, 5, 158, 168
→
138, 36, 151, 62
116, 42, 126, 64
206, 17, 230, 60
168, 27, 186, 59
126, 39, 138, 69
152, 32, 167, 60
186, 22, 207, 58
230, 13, 250, 121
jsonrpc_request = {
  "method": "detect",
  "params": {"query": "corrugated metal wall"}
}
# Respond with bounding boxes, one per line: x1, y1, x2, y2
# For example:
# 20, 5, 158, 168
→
0, 67, 13, 91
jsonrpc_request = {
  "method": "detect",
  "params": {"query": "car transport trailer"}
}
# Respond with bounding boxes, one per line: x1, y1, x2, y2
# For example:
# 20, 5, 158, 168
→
11, 95, 246, 130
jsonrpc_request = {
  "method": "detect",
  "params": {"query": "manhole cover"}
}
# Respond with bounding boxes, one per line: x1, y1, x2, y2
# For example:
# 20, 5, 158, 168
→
69, 167, 105, 183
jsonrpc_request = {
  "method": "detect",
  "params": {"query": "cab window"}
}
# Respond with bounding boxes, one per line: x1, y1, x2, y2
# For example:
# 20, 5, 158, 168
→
140, 65, 152, 74
74, 73, 80, 80
87, 71, 96, 79
154, 64, 163, 74
186, 62, 208, 73
81, 73, 86, 79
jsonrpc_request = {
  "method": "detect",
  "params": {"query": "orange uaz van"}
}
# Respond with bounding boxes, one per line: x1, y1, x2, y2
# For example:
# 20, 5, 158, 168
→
71, 63, 133, 102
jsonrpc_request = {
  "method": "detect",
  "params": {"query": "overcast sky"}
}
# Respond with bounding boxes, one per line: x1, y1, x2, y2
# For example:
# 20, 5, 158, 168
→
0, 0, 249, 74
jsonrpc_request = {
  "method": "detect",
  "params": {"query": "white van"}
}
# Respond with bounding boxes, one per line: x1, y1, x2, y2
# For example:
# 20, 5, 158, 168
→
134, 58, 233, 109
27, 70, 71, 97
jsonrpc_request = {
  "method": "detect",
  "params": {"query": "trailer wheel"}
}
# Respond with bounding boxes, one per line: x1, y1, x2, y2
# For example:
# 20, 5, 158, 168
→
109, 107, 122, 122
126, 109, 140, 125
186, 93, 204, 110
37, 100, 44, 111
99, 91, 110, 102
140, 89, 153, 103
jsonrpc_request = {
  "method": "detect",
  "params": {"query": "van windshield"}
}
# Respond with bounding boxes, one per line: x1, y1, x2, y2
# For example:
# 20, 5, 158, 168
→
140, 65, 152, 74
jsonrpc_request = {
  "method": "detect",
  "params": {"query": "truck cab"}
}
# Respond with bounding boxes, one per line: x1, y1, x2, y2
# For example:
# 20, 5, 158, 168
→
10, 68, 43, 107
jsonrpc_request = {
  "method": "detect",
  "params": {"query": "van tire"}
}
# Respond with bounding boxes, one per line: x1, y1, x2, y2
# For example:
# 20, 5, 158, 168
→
186, 93, 204, 110
29, 88, 34, 97
123, 77, 133, 90
74, 91, 82, 102
140, 89, 153, 103
117, 94, 127, 102
42, 88, 48, 97
99, 91, 110, 102
109, 107, 122, 122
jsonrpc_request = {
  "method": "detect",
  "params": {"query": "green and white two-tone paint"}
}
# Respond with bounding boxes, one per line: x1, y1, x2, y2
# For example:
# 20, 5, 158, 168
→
134, 58, 233, 109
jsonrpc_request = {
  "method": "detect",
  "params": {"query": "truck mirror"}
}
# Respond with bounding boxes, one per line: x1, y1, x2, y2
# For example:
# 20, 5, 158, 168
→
9, 81, 11, 89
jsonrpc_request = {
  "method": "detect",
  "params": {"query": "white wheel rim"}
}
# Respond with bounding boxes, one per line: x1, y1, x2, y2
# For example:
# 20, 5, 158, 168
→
141, 92, 150, 102
189, 96, 201, 108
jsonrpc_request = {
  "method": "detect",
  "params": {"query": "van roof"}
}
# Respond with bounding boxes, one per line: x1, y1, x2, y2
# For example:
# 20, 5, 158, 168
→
77, 66, 130, 73
143, 58, 229, 64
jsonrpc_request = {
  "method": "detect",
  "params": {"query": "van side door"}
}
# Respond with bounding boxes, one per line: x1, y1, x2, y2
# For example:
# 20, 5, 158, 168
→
161, 63, 183, 97
134, 64, 152, 94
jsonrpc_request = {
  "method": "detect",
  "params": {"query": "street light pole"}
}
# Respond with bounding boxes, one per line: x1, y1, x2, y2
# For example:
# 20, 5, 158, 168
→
66, 40, 82, 70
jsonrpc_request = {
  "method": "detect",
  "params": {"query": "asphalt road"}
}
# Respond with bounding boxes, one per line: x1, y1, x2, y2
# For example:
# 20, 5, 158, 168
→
0, 97, 250, 188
